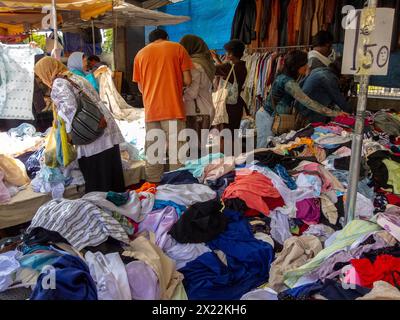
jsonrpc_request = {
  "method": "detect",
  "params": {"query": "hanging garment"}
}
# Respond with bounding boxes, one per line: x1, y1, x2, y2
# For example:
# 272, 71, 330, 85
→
155, 184, 217, 207
94, 66, 141, 122
263, 0, 280, 47
269, 235, 322, 293
298, 0, 315, 45
180, 210, 274, 300
312, 0, 326, 36
284, 220, 381, 288
28, 199, 130, 251
122, 235, 184, 300
30, 255, 98, 300
222, 169, 284, 216
169, 199, 228, 244
231, 0, 257, 44
85, 251, 132, 300
0, 44, 42, 120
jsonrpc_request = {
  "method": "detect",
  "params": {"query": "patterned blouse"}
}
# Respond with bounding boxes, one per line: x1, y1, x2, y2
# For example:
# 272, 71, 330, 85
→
51, 74, 124, 159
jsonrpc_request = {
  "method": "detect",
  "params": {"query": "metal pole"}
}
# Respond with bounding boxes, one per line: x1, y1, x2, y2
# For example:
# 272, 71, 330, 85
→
345, 0, 378, 224
51, 0, 58, 52
91, 19, 96, 55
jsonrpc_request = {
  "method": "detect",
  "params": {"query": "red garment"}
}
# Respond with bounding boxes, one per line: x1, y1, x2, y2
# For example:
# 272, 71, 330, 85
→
263, 0, 280, 47
222, 170, 284, 216
351, 255, 400, 288
287, 0, 299, 46
298, 223, 310, 236
245, 209, 261, 217
386, 193, 400, 206
333, 115, 370, 127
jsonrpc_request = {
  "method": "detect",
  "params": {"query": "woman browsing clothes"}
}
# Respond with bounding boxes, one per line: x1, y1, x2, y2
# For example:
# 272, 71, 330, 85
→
255, 50, 347, 149
211, 40, 248, 137
180, 34, 216, 154
67, 51, 99, 92
35, 57, 125, 193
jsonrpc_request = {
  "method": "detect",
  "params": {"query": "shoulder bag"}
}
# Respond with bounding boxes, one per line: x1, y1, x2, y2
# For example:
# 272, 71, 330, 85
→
56, 75, 107, 145
212, 65, 236, 126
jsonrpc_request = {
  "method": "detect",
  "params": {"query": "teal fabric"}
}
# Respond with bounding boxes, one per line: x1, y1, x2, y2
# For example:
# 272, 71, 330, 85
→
179, 153, 225, 178
71, 69, 99, 93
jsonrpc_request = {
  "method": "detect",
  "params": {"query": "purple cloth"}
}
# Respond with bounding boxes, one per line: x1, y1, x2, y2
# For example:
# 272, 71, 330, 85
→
138, 207, 178, 250
296, 199, 321, 225
125, 260, 160, 300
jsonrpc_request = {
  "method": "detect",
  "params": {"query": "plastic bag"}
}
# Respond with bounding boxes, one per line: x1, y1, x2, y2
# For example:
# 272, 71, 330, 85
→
44, 125, 58, 168
0, 154, 30, 187
58, 118, 77, 167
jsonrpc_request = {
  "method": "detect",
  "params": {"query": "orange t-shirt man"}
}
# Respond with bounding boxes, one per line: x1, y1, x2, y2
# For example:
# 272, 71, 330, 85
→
133, 39, 193, 123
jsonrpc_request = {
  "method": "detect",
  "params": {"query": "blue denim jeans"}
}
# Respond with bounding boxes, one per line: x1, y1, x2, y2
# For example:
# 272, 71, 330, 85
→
256, 108, 274, 149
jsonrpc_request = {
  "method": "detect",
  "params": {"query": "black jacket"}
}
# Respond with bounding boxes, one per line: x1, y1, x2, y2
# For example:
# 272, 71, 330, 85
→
231, 0, 257, 44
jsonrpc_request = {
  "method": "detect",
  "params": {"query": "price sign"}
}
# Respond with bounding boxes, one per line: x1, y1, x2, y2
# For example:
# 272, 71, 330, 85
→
342, 8, 395, 76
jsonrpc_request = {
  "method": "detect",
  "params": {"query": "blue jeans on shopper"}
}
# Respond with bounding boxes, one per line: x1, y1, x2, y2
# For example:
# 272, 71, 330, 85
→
256, 108, 274, 149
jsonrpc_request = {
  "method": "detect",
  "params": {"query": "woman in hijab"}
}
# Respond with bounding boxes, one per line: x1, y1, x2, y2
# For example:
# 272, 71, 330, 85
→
35, 57, 125, 193
180, 35, 216, 155
67, 52, 99, 92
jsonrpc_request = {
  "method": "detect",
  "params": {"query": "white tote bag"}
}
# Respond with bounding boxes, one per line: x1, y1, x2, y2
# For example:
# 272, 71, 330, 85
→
212, 65, 237, 126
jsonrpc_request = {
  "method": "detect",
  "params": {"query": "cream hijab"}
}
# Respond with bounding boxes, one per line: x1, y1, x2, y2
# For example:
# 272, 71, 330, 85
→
34, 56, 71, 88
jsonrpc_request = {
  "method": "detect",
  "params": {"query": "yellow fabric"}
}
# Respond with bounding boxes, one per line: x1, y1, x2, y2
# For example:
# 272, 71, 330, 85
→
44, 124, 58, 169
0, 22, 24, 34
0, 155, 30, 186
59, 117, 77, 167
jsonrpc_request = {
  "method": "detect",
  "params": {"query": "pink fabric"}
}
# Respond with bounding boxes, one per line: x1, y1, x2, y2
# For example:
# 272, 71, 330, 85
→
222, 169, 283, 216
296, 198, 321, 225
126, 260, 160, 300
343, 266, 363, 287
294, 162, 345, 193
138, 206, 178, 249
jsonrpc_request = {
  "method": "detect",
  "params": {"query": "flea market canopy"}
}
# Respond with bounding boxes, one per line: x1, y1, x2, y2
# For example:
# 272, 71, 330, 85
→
0, 0, 189, 35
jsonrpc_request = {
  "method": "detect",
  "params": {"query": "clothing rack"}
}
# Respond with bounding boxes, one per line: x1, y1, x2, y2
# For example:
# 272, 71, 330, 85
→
246, 45, 313, 53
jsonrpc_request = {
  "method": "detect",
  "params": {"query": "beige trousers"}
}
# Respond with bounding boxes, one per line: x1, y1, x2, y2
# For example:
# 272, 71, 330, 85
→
145, 119, 186, 183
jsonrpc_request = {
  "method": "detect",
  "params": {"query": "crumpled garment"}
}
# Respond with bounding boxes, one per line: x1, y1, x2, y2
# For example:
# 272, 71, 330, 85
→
284, 220, 381, 288
293, 161, 345, 193
122, 235, 184, 300
7, 123, 36, 139
152, 200, 187, 218
270, 210, 292, 245
296, 173, 322, 197
164, 235, 212, 270
320, 194, 338, 225
296, 199, 321, 225
30, 255, 98, 300
85, 251, 132, 300
201, 157, 236, 183
180, 210, 274, 300
269, 236, 322, 293
179, 153, 225, 178
351, 255, 400, 289
0, 250, 22, 292
357, 281, 400, 300
138, 206, 178, 250
302, 224, 336, 243
376, 206, 400, 242
241, 288, 278, 300
156, 184, 216, 207
169, 199, 228, 244
0, 154, 30, 187
274, 164, 297, 190
31, 166, 69, 199
222, 169, 283, 216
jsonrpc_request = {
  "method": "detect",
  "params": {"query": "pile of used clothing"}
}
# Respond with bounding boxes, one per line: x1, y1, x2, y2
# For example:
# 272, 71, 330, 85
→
1, 111, 400, 300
